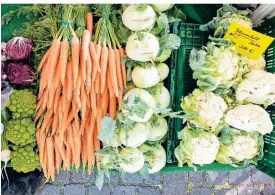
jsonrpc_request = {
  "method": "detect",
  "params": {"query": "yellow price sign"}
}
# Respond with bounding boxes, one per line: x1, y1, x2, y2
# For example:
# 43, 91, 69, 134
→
224, 22, 274, 60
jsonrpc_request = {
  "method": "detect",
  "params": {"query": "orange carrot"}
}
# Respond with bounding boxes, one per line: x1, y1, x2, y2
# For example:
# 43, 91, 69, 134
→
100, 46, 109, 93
45, 117, 53, 135
94, 128, 101, 170
109, 97, 117, 119
81, 131, 88, 169
107, 68, 114, 98
119, 47, 127, 85
108, 48, 119, 97
82, 30, 91, 62
87, 115, 95, 174
55, 134, 66, 162
71, 36, 80, 88
96, 97, 102, 135
66, 60, 73, 101
51, 112, 59, 136
72, 120, 81, 170
54, 139, 62, 174
118, 90, 123, 111
89, 42, 101, 72
80, 111, 89, 135
115, 48, 123, 90
53, 58, 61, 90
86, 53, 92, 93
90, 84, 97, 118
102, 86, 109, 116
47, 86, 55, 109
65, 138, 72, 170
67, 124, 75, 166
74, 67, 82, 109
53, 86, 62, 113
80, 47, 87, 85
95, 72, 100, 94
86, 12, 93, 36
38, 47, 50, 72
59, 39, 69, 86
95, 43, 102, 61
80, 85, 87, 117
46, 136, 55, 181
42, 146, 48, 179
48, 38, 61, 88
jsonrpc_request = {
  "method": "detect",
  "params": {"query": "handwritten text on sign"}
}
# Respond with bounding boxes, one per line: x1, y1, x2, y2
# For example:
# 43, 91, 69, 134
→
224, 22, 274, 60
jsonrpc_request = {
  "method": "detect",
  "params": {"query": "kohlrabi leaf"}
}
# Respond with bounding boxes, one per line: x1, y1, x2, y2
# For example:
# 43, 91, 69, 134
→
167, 6, 186, 23
151, 13, 169, 36
98, 116, 117, 144
95, 170, 104, 191
139, 163, 151, 178
219, 125, 233, 146
159, 34, 181, 53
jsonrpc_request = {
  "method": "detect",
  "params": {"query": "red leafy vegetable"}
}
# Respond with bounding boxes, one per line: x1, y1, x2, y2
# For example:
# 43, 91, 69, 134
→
6, 62, 35, 85
6, 37, 33, 60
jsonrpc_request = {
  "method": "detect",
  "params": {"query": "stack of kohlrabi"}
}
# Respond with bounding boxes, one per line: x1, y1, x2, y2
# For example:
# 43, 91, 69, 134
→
175, 4, 274, 170
94, 4, 183, 189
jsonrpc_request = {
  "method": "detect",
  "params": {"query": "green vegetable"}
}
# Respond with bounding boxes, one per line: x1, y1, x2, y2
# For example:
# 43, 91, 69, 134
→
155, 49, 172, 63
6, 89, 37, 119
189, 39, 244, 94
146, 114, 168, 142
216, 127, 264, 167
175, 127, 219, 169
200, 4, 252, 37
11, 144, 40, 173
146, 82, 170, 109
6, 118, 35, 146
181, 89, 228, 133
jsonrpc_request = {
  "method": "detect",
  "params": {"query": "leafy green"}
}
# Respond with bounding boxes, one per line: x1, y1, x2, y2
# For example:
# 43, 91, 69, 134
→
166, 6, 186, 23
98, 116, 117, 145
151, 13, 169, 36
139, 163, 151, 178
159, 34, 181, 54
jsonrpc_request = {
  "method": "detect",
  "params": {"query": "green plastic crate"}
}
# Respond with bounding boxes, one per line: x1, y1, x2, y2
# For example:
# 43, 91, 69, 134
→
166, 21, 275, 177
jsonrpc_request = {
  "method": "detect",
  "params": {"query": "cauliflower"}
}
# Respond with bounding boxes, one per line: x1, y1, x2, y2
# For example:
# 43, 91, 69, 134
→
11, 144, 40, 173
6, 89, 36, 119
6, 118, 35, 146
242, 56, 266, 73
225, 104, 273, 135
181, 89, 228, 133
189, 40, 243, 94
200, 4, 252, 37
175, 127, 219, 168
216, 128, 263, 166
236, 70, 275, 107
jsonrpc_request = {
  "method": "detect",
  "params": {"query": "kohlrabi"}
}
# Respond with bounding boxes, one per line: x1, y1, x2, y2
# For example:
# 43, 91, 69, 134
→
126, 32, 159, 62
157, 63, 169, 81
146, 83, 170, 109
139, 143, 166, 173
132, 65, 160, 88
146, 114, 168, 142
119, 147, 145, 173
122, 88, 156, 122
122, 5, 156, 31
119, 122, 149, 148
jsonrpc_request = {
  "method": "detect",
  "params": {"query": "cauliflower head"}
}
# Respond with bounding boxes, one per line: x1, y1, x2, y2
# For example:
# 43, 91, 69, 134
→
216, 127, 263, 166
175, 127, 219, 168
6, 118, 35, 146
11, 144, 40, 173
225, 104, 273, 135
236, 70, 275, 107
6, 89, 36, 119
189, 41, 243, 94
181, 89, 228, 132
242, 56, 266, 73
200, 4, 252, 37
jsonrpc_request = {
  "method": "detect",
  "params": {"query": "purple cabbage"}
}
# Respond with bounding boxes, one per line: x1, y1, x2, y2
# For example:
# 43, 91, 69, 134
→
6, 62, 35, 85
6, 37, 33, 60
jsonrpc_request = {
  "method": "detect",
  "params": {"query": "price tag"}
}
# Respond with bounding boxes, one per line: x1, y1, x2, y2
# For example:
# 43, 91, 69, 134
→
224, 22, 274, 60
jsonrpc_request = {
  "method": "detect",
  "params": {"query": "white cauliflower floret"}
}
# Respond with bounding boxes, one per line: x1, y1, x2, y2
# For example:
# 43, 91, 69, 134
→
175, 127, 220, 168
227, 135, 258, 161
181, 89, 228, 132
242, 56, 266, 73
236, 70, 275, 107
225, 104, 273, 135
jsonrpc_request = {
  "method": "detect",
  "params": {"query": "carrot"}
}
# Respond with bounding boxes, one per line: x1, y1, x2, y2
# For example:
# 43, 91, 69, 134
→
54, 134, 66, 162
119, 47, 127, 85
66, 60, 73, 101
53, 85, 62, 113
53, 58, 61, 90
108, 48, 119, 97
115, 48, 123, 90
47, 86, 55, 109
45, 117, 53, 135
72, 120, 81, 171
89, 42, 101, 72
38, 47, 50, 72
42, 146, 48, 179
91, 63, 97, 83
90, 84, 97, 118
80, 85, 87, 117
93, 128, 101, 170
82, 30, 91, 62
51, 112, 59, 136
81, 131, 88, 169
80, 111, 89, 135
95, 72, 100, 94
86, 53, 92, 93
95, 43, 102, 61
109, 97, 117, 119
71, 36, 80, 88
74, 68, 82, 110
102, 86, 109, 116
86, 12, 93, 36
38, 129, 46, 165
46, 136, 55, 181
65, 138, 72, 170
80, 47, 87, 85
107, 68, 114, 98
100, 46, 109, 93
40, 89, 49, 112
34, 108, 44, 125
67, 124, 75, 166
87, 115, 95, 174
54, 139, 62, 174
40, 58, 51, 91
96, 97, 102, 135
48, 38, 61, 88
59, 39, 69, 86
118, 90, 123, 110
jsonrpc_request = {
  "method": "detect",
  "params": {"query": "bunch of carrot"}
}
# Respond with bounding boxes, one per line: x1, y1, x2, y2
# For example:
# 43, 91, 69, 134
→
35, 5, 126, 181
